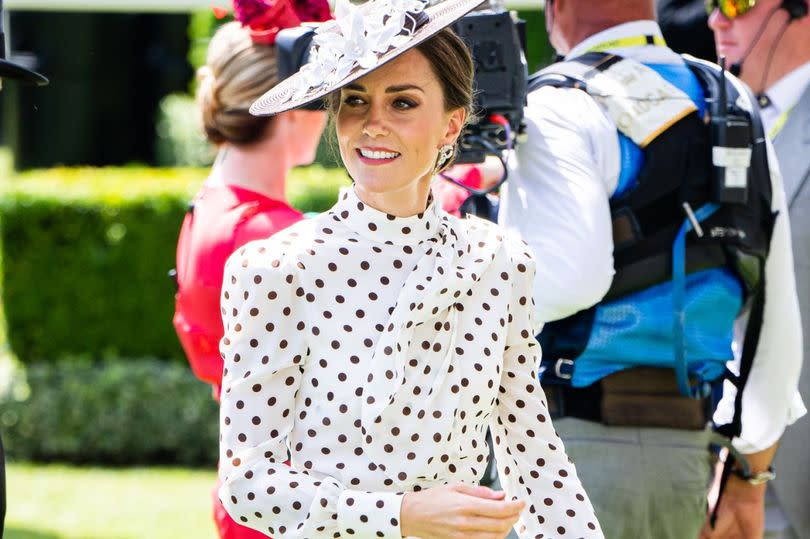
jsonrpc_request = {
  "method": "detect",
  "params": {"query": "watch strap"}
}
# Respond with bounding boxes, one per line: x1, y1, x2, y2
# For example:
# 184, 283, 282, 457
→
732, 465, 775, 485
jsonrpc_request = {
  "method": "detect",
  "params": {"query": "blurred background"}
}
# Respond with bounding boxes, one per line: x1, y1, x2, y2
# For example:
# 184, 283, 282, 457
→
0, 1, 551, 537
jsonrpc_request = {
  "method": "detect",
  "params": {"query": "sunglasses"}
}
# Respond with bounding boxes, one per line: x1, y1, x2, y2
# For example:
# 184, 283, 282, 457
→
705, 0, 758, 18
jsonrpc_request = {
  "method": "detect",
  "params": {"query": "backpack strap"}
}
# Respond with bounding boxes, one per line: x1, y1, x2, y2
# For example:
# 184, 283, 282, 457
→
685, 55, 774, 439
528, 52, 698, 148
681, 56, 776, 530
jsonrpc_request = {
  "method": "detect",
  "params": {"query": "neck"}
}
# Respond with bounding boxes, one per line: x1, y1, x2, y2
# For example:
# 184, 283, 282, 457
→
737, 17, 810, 93
210, 140, 290, 201
748, 50, 810, 95
560, 1, 655, 53
354, 173, 433, 217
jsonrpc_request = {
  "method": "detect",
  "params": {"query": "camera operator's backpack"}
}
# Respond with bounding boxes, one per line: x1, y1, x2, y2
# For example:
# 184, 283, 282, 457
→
527, 52, 775, 446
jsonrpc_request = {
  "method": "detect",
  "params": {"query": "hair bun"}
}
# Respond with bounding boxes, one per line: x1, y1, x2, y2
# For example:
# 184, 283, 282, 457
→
197, 22, 277, 146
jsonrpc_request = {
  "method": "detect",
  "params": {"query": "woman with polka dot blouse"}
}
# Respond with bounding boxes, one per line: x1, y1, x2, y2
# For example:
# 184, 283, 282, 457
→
218, 0, 604, 537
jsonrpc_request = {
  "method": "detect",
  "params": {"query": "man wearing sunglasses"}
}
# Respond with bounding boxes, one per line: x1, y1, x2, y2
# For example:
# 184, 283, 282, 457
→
708, 2, 810, 538
499, 0, 805, 538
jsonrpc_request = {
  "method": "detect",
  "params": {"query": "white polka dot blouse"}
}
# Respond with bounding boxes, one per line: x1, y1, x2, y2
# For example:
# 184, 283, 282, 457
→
218, 187, 603, 538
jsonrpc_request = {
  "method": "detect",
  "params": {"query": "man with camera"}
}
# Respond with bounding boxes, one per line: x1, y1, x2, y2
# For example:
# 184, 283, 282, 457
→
708, 2, 810, 537
498, 0, 805, 537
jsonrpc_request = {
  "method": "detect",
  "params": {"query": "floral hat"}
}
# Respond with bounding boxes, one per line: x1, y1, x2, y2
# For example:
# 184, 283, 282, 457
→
250, 0, 484, 116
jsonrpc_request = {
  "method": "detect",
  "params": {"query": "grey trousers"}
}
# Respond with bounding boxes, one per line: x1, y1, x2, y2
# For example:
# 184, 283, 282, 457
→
553, 417, 713, 539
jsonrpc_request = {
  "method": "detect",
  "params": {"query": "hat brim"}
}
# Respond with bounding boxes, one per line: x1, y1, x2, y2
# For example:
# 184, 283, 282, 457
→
0, 59, 48, 86
250, 0, 484, 116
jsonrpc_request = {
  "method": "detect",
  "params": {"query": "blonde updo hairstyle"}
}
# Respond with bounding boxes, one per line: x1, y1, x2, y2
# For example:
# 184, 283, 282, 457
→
197, 21, 279, 146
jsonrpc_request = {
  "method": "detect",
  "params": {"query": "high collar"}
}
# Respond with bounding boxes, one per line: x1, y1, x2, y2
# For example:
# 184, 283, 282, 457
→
329, 186, 445, 246
764, 60, 810, 116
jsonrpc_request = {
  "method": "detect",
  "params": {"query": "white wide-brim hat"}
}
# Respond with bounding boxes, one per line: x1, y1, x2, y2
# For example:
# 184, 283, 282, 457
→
250, 0, 485, 116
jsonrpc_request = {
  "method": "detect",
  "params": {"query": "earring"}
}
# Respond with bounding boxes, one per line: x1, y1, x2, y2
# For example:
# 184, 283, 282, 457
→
437, 144, 454, 169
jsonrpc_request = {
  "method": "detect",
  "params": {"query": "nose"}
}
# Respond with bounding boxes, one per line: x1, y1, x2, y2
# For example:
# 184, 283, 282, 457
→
362, 103, 389, 138
708, 8, 731, 31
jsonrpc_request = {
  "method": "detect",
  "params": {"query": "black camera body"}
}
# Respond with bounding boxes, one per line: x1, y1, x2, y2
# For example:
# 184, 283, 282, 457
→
275, 25, 325, 110
452, 8, 528, 164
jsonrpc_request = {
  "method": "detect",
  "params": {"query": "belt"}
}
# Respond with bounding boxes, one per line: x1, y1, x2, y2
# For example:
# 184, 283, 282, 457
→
542, 367, 711, 430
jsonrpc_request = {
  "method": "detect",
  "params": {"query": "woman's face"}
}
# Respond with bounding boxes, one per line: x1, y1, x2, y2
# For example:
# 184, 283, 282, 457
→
335, 48, 464, 203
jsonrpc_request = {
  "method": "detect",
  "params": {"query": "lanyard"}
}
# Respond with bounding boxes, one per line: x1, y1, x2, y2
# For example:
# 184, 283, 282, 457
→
768, 106, 795, 140
585, 34, 667, 53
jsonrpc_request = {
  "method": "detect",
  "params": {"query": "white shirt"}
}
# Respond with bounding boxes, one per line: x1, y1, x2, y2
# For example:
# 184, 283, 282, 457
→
760, 60, 810, 136
499, 21, 805, 454
218, 188, 603, 538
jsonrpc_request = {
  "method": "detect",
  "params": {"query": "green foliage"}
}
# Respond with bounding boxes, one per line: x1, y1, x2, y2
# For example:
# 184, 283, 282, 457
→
188, 9, 231, 79
287, 163, 351, 213
155, 94, 215, 167
0, 165, 350, 363
516, 8, 554, 73
0, 358, 219, 466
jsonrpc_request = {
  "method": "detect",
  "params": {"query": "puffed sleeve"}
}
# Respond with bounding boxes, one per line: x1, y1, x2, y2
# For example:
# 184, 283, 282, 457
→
218, 242, 404, 538
490, 246, 604, 539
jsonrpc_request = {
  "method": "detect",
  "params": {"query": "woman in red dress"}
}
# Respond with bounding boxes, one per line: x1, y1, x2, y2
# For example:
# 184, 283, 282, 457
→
173, 1, 329, 536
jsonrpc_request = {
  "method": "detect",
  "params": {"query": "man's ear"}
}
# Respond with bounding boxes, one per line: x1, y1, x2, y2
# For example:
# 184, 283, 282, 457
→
443, 107, 466, 145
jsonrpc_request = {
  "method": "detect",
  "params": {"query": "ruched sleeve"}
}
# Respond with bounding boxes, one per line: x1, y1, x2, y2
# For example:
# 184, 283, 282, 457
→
217, 242, 404, 538
490, 248, 604, 539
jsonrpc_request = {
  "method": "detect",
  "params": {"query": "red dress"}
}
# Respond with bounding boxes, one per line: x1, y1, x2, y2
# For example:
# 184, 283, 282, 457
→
173, 181, 302, 539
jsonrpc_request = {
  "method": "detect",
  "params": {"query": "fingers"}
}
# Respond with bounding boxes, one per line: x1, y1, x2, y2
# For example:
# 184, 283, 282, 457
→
402, 484, 525, 539
467, 496, 525, 519
453, 483, 504, 500
451, 483, 526, 519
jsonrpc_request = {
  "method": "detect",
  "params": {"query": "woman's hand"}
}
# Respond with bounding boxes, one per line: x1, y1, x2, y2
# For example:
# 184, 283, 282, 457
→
400, 483, 525, 539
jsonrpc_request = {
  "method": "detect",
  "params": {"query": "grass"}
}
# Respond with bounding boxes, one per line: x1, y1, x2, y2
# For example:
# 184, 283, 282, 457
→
0, 147, 217, 538
5, 463, 219, 539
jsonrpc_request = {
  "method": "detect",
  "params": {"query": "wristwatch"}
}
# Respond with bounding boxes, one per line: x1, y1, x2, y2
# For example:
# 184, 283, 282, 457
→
732, 465, 776, 485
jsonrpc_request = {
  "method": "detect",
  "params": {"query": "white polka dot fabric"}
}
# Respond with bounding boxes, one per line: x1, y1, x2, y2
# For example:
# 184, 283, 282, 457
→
218, 188, 603, 538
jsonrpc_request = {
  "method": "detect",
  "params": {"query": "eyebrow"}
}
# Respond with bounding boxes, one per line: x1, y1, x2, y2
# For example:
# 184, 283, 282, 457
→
344, 83, 425, 94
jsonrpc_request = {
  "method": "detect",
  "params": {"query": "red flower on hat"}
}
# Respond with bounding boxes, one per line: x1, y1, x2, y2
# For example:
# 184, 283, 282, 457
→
233, 0, 332, 44
291, 0, 332, 24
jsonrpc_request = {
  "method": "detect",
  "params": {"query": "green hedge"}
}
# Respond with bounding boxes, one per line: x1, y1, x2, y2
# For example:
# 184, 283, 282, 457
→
516, 9, 554, 74
0, 165, 350, 363
0, 358, 219, 466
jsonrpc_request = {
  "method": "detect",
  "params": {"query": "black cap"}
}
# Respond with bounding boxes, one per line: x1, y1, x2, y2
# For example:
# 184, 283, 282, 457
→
0, 0, 48, 85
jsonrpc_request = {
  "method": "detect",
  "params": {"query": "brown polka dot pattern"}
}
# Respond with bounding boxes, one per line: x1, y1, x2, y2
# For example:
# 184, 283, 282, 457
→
217, 188, 604, 538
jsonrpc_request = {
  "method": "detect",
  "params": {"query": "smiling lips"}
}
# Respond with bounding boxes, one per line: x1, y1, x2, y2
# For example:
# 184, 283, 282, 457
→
357, 147, 401, 165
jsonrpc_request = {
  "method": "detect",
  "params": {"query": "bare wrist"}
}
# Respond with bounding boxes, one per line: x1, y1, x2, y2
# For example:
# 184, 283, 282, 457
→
399, 491, 417, 537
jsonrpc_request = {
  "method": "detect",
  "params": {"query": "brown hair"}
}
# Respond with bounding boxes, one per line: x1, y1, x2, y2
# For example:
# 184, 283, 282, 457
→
326, 28, 475, 171
417, 27, 475, 172
197, 22, 278, 146
415, 27, 475, 127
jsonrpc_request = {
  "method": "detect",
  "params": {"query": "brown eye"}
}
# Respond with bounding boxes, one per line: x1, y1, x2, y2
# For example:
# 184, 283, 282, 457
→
342, 95, 366, 106
393, 98, 417, 110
